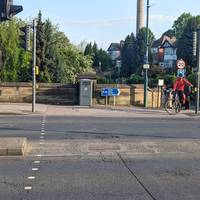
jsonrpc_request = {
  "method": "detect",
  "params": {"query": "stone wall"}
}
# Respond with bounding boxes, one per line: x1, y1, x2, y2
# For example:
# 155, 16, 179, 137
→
94, 84, 131, 106
0, 83, 79, 105
0, 82, 162, 108
130, 84, 162, 108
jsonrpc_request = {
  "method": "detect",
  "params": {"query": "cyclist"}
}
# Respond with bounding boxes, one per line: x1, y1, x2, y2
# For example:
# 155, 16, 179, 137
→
173, 73, 193, 108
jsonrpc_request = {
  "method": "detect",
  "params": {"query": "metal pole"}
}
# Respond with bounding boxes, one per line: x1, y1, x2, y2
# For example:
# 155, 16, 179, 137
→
32, 19, 36, 113
144, 0, 150, 108
196, 28, 200, 114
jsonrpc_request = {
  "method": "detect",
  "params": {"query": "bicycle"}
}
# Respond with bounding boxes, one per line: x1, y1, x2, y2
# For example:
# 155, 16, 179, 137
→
165, 91, 182, 115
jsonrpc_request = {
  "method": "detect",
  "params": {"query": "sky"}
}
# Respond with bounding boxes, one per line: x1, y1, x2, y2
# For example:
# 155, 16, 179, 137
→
15, 0, 200, 50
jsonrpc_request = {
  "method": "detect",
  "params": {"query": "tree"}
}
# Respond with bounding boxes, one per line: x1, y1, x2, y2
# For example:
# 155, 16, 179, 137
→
97, 49, 113, 72
36, 11, 47, 82
0, 19, 31, 82
84, 43, 93, 56
121, 33, 136, 77
177, 16, 200, 67
134, 28, 154, 74
0, 11, 93, 84
42, 19, 57, 82
172, 13, 192, 40
84, 42, 113, 72
92, 42, 99, 69
56, 44, 92, 83
162, 29, 175, 38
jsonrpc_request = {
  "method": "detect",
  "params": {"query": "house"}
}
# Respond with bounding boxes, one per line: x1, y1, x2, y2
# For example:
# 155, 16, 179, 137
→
107, 41, 124, 67
151, 35, 177, 71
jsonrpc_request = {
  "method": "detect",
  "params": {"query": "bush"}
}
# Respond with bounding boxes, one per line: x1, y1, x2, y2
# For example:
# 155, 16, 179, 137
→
127, 74, 144, 84
156, 74, 176, 88
187, 73, 197, 86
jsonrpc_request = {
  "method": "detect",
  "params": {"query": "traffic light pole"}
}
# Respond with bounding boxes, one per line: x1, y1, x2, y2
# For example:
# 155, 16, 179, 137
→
32, 20, 36, 113
196, 28, 200, 114
144, 0, 150, 108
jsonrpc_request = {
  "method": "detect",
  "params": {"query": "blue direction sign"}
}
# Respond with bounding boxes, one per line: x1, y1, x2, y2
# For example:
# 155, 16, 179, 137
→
111, 88, 121, 96
101, 88, 121, 97
101, 88, 110, 97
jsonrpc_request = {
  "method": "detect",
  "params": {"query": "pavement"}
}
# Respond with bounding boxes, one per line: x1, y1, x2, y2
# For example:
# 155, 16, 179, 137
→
0, 137, 27, 156
29, 138, 200, 157
0, 103, 198, 118
0, 103, 199, 156
0, 103, 48, 115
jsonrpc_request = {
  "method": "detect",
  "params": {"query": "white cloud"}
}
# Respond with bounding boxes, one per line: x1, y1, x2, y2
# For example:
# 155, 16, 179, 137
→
150, 14, 176, 22
65, 14, 175, 27
65, 17, 136, 27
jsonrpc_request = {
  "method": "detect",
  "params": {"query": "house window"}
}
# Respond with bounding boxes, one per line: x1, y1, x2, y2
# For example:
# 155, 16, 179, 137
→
151, 48, 158, 54
164, 48, 173, 55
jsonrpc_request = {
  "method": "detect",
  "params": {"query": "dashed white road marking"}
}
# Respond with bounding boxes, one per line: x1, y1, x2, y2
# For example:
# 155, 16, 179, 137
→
40, 136, 45, 139
34, 161, 41, 164
41, 132, 45, 135
36, 154, 42, 157
32, 168, 39, 171
28, 176, 36, 180
24, 186, 32, 190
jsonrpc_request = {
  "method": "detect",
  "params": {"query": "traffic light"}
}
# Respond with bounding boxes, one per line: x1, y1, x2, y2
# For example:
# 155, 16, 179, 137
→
0, 0, 23, 22
35, 66, 39, 75
19, 25, 31, 51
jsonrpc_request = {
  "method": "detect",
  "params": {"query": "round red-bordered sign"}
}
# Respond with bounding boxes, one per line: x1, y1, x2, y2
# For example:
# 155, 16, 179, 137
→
177, 59, 186, 69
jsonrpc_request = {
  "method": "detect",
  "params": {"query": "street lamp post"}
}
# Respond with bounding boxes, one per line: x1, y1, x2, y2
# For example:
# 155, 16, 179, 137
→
144, 0, 150, 108
196, 28, 200, 114
32, 19, 37, 113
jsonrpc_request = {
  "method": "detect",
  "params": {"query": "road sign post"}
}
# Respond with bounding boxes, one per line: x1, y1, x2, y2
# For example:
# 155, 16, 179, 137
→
111, 88, 120, 106
101, 88, 110, 106
101, 88, 120, 106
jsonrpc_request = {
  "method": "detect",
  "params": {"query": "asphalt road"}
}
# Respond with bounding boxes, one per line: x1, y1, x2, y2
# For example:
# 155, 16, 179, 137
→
0, 113, 200, 199
0, 115, 200, 140
1, 155, 200, 200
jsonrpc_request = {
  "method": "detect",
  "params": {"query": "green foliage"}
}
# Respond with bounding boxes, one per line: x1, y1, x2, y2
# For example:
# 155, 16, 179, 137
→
156, 74, 176, 88
187, 73, 197, 86
97, 49, 113, 71
121, 33, 136, 77
177, 16, 200, 67
56, 44, 92, 83
0, 12, 92, 83
172, 13, 192, 39
126, 74, 144, 84
84, 42, 113, 72
84, 43, 93, 56
162, 29, 175, 38
0, 19, 31, 82
97, 76, 108, 84
121, 28, 154, 78
149, 65, 164, 79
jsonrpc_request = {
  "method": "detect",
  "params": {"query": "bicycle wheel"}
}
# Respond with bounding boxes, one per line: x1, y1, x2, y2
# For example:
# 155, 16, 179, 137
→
174, 101, 182, 113
165, 99, 177, 115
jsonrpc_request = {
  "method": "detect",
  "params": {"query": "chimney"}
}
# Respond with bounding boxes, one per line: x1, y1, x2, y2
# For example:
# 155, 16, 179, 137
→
136, 0, 144, 35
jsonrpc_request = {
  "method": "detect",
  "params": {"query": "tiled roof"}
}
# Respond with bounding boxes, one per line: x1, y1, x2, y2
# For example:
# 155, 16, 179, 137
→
151, 35, 176, 48
107, 43, 121, 51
